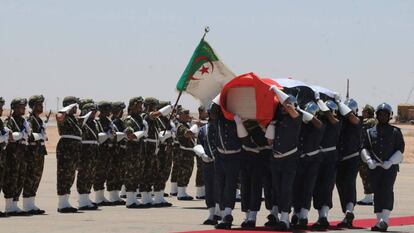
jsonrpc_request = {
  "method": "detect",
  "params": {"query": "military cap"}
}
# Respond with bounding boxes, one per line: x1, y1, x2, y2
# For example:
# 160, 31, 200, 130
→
98, 101, 112, 112
158, 101, 171, 109
28, 95, 45, 108
11, 98, 28, 109
144, 97, 159, 106
362, 104, 375, 115
79, 98, 94, 110
63, 96, 80, 107
111, 101, 126, 112
376, 103, 393, 116
80, 102, 97, 116
128, 96, 144, 108
198, 105, 206, 113
0, 97, 4, 105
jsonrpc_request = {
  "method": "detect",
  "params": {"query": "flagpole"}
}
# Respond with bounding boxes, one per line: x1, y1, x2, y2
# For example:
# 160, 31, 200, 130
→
164, 26, 210, 133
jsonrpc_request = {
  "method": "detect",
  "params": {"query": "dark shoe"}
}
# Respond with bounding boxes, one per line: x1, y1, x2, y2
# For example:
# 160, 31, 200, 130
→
274, 221, 289, 231
291, 214, 299, 226
163, 193, 169, 197
203, 219, 218, 225
295, 218, 308, 230
196, 196, 205, 200
57, 207, 78, 213
120, 194, 127, 199
161, 202, 173, 207
0, 211, 8, 218
78, 205, 99, 211
177, 196, 193, 201
311, 217, 330, 230
28, 209, 46, 215
141, 203, 152, 208
170, 192, 177, 197
110, 200, 126, 206
136, 193, 142, 198
235, 197, 241, 202
357, 200, 373, 206
264, 214, 278, 227
337, 212, 354, 228
96, 201, 113, 206
241, 220, 256, 229
215, 215, 233, 229
7, 211, 32, 216
371, 221, 388, 232
213, 215, 222, 221
126, 203, 145, 209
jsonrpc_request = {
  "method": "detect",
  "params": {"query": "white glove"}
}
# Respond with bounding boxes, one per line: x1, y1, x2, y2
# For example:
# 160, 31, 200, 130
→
270, 86, 289, 104
159, 105, 173, 117
59, 103, 78, 114
314, 91, 320, 100
194, 145, 214, 163
389, 150, 403, 164
367, 159, 377, 170
133, 131, 146, 141
317, 99, 330, 112
12, 132, 23, 141
98, 132, 109, 144
32, 133, 44, 141
159, 130, 172, 143
233, 114, 242, 124
334, 94, 342, 103
382, 160, 393, 170
115, 132, 126, 142
299, 108, 314, 123
80, 111, 93, 126
265, 122, 275, 140
234, 115, 248, 138
201, 153, 214, 163
190, 124, 199, 135
338, 102, 352, 116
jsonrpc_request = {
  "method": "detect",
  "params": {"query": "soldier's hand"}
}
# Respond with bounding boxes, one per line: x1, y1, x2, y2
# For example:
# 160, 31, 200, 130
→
367, 159, 377, 170
56, 112, 65, 122
126, 131, 137, 140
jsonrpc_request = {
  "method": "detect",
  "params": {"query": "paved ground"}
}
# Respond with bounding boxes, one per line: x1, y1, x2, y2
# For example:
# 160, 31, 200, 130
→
0, 154, 413, 233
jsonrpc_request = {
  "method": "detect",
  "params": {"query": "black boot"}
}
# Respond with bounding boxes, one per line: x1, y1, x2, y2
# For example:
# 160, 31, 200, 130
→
57, 207, 78, 213
215, 215, 233, 229
264, 214, 278, 227
241, 220, 256, 229
371, 221, 388, 232
296, 218, 308, 230
337, 212, 354, 228
311, 217, 330, 230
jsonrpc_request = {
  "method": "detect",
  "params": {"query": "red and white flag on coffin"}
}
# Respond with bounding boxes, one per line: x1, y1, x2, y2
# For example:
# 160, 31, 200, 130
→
218, 72, 283, 126
310, 85, 338, 99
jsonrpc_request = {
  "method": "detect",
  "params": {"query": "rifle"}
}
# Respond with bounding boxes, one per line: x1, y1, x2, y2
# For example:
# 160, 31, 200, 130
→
346, 79, 350, 100
45, 110, 52, 124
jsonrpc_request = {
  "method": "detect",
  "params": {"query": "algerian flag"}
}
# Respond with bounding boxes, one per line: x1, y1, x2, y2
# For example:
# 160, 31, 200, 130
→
176, 40, 235, 106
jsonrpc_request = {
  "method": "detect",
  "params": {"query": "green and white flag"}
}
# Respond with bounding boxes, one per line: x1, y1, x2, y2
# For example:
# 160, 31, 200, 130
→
176, 40, 235, 106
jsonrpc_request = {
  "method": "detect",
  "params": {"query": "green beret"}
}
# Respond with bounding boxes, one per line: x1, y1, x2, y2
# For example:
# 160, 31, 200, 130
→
79, 98, 94, 110
80, 102, 97, 116
159, 101, 171, 109
144, 97, 159, 106
63, 96, 80, 107
11, 98, 28, 109
0, 97, 5, 105
28, 95, 45, 108
363, 104, 375, 115
128, 97, 144, 108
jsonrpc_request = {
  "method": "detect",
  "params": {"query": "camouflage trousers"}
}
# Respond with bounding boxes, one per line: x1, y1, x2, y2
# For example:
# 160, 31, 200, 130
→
170, 144, 180, 183
124, 143, 144, 192
176, 150, 195, 187
3, 143, 27, 200
106, 147, 126, 191
359, 159, 372, 194
154, 144, 173, 191
23, 145, 45, 198
57, 138, 81, 195
93, 144, 111, 191
140, 142, 160, 192
195, 156, 204, 187
77, 144, 98, 194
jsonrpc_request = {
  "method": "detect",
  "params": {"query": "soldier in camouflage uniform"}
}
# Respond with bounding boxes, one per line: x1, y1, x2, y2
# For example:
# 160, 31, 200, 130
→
357, 104, 377, 206
107, 101, 127, 205
153, 101, 174, 206
169, 105, 183, 196
94, 101, 114, 206
0, 97, 10, 217
195, 105, 208, 199
22, 95, 47, 215
176, 109, 197, 200
56, 96, 82, 213
123, 97, 147, 208
4, 98, 30, 216
76, 102, 99, 210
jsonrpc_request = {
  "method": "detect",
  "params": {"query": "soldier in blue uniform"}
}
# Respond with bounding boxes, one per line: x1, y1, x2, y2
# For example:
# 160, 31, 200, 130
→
312, 99, 342, 230
361, 103, 404, 232
292, 100, 325, 229
335, 97, 362, 228
213, 96, 243, 230
266, 87, 302, 231
195, 103, 221, 225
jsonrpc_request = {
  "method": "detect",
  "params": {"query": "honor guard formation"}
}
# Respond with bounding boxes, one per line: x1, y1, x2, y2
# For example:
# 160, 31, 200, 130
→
0, 90, 405, 232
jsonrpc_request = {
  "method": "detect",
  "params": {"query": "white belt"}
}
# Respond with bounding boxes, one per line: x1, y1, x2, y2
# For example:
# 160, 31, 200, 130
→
321, 146, 337, 153
273, 147, 298, 159
341, 151, 360, 161
120, 145, 127, 149
180, 146, 194, 151
217, 147, 241, 155
60, 135, 82, 141
82, 140, 99, 145
242, 145, 270, 154
300, 149, 321, 158
29, 142, 45, 146
144, 139, 159, 143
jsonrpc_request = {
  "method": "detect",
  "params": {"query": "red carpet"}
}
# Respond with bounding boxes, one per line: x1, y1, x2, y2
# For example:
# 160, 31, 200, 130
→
175, 216, 414, 233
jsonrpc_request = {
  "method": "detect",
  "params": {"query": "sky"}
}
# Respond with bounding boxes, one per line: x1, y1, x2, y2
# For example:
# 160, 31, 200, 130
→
1, 0, 413, 112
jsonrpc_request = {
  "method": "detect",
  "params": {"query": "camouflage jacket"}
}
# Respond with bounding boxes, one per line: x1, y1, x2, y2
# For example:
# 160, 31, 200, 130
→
95, 116, 115, 145
57, 114, 82, 137
176, 120, 195, 149
27, 113, 47, 156
123, 113, 147, 148
5, 114, 30, 145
